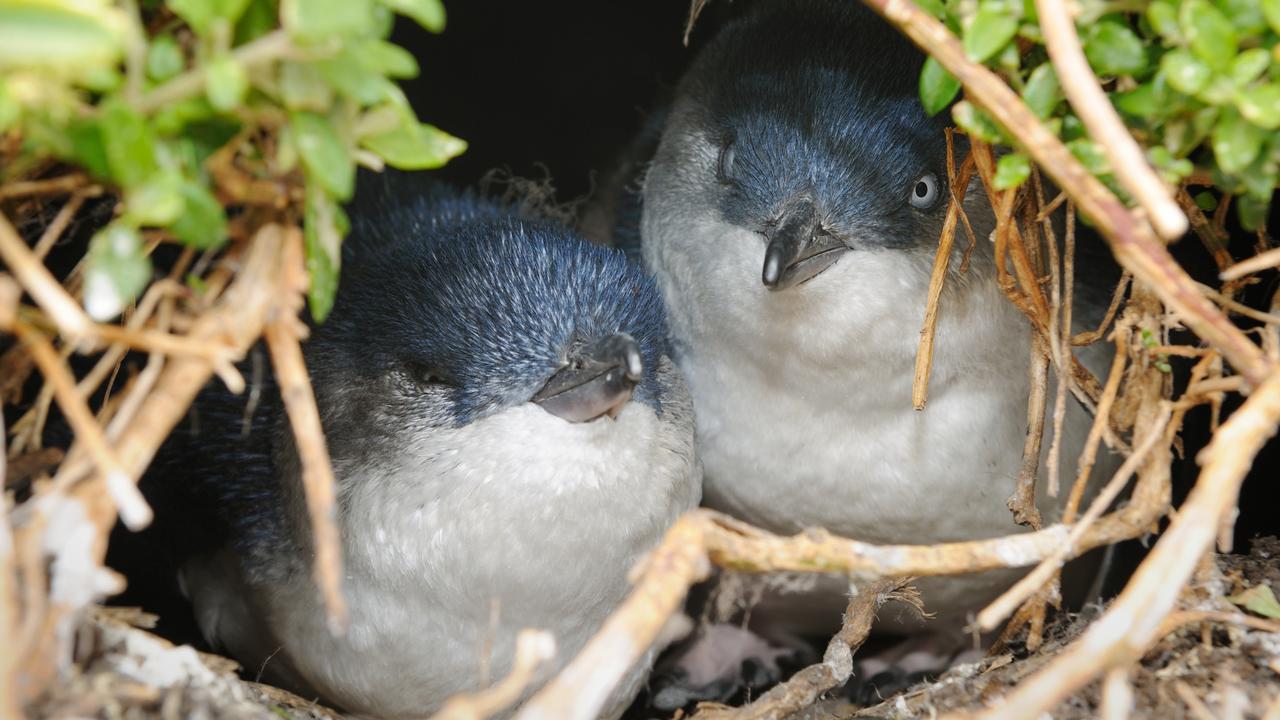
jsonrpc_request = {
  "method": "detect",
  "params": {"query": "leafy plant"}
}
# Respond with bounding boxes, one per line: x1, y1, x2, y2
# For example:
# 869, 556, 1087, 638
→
916, 0, 1280, 230
0, 0, 465, 321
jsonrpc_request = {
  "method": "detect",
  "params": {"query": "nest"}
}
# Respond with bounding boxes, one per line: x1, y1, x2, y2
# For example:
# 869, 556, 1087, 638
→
3, 1, 1280, 719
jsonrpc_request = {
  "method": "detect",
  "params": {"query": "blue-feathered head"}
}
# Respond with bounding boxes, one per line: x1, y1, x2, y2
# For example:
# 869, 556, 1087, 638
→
678, 0, 953, 274
307, 176, 668, 436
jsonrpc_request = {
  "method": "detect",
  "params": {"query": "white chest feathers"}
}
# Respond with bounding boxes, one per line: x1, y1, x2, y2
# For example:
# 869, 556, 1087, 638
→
188, 377, 700, 720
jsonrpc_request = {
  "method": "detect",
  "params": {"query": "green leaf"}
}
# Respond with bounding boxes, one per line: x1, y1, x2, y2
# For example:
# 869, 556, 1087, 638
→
205, 56, 248, 112
963, 5, 1019, 63
291, 111, 355, 199
0, 3, 123, 73
284, 0, 375, 43
1147, 0, 1183, 42
360, 122, 466, 170
361, 39, 419, 78
146, 35, 185, 82
1230, 48, 1271, 86
84, 224, 151, 322
1181, 0, 1238, 71
994, 152, 1031, 190
281, 62, 334, 111
1228, 584, 1280, 618
100, 100, 159, 188
304, 184, 343, 322
1067, 138, 1110, 175
1193, 190, 1218, 211
1084, 21, 1148, 76
1236, 83, 1280, 129
66, 119, 111, 180
1022, 63, 1059, 119
125, 172, 185, 226
915, 0, 947, 18
1237, 194, 1271, 230
169, 182, 228, 249
153, 97, 217, 135
919, 57, 961, 116
379, 0, 445, 32
952, 101, 1005, 143
1161, 50, 1212, 95
170, 0, 252, 35
1265, 0, 1280, 33
0, 78, 17, 133
1215, 0, 1267, 34
1212, 107, 1265, 173
316, 49, 397, 105
1113, 82, 1158, 116
235, 0, 278, 43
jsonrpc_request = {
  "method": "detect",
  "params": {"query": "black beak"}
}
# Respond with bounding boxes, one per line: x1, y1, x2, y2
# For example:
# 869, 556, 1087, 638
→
761, 198, 848, 290
532, 333, 643, 423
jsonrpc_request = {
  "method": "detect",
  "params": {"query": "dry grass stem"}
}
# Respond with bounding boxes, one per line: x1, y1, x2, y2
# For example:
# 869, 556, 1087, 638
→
1176, 189, 1232, 271
1221, 247, 1280, 281
861, 0, 1273, 388
1100, 668, 1133, 720
1035, 0, 1186, 240
1008, 339, 1048, 529
913, 147, 975, 409
1155, 610, 1280, 637
1073, 272, 1131, 346
959, 369, 1280, 720
1174, 681, 1218, 720
431, 630, 557, 720
0, 174, 88, 200
11, 322, 152, 531
264, 228, 347, 633
692, 579, 916, 720
0, 210, 92, 340
978, 400, 1172, 631
1196, 282, 1280, 325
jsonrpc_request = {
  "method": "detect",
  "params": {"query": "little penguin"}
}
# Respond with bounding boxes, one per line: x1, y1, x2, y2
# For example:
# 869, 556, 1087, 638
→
138, 172, 701, 719
627, 0, 1121, 697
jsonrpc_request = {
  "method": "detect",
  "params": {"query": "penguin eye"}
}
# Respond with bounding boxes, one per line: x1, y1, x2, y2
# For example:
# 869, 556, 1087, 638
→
716, 139, 736, 184
909, 173, 941, 209
404, 360, 454, 388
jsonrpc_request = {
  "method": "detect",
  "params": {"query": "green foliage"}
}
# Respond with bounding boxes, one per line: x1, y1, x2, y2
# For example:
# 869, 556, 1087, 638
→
0, 0, 463, 321
919, 0, 1280, 230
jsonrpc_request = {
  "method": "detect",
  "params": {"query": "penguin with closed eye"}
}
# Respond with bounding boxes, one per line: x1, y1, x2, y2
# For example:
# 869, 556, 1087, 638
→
135, 172, 701, 719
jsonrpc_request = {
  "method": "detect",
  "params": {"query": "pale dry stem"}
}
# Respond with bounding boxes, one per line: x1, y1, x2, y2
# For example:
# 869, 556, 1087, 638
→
1221, 247, 1280, 281
691, 579, 915, 720
912, 149, 975, 410
862, 0, 1273, 388
1035, 0, 1187, 240
959, 369, 1280, 720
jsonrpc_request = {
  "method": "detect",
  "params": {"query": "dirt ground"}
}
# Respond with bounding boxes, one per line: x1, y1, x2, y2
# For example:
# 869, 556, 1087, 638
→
27, 539, 1280, 719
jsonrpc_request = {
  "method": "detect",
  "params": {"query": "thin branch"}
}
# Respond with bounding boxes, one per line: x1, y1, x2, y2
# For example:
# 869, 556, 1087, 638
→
1007, 337, 1048, 528
860, 0, 1273, 388
691, 579, 916, 720
1073, 272, 1131, 346
913, 147, 975, 409
11, 322, 152, 531
1221, 247, 1280, 281
0, 174, 88, 200
961, 369, 1280, 720
1036, 0, 1186, 240
263, 227, 346, 633
0, 210, 91, 340
136, 31, 297, 113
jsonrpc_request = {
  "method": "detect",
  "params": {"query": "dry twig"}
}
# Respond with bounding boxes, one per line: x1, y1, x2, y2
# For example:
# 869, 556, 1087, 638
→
1221, 247, 1280, 281
860, 0, 1273, 388
1035, 0, 1186, 240
960, 369, 1280, 720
